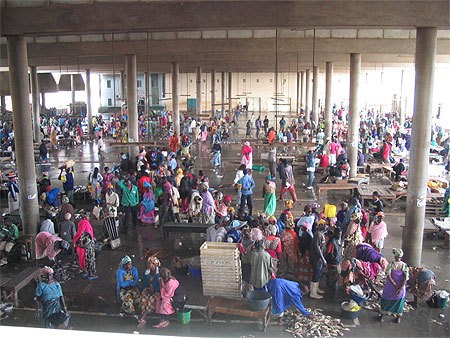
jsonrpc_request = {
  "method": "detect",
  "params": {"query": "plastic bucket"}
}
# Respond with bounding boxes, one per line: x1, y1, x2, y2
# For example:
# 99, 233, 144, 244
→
177, 309, 191, 324
324, 204, 337, 218
437, 296, 448, 309
189, 267, 202, 278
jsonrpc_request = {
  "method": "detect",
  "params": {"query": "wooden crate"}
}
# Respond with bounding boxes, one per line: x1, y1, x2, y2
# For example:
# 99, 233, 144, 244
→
200, 242, 243, 299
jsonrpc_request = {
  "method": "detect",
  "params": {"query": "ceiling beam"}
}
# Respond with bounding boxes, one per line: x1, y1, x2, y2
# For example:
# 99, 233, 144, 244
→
1, 1, 450, 37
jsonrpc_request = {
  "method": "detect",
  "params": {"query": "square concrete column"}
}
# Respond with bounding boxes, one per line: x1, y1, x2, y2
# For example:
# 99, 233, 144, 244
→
144, 72, 149, 115
7, 35, 40, 236
402, 27, 437, 267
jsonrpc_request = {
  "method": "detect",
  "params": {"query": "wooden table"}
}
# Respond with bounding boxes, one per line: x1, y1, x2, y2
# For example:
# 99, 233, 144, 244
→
357, 185, 396, 207
162, 222, 210, 241
1, 266, 41, 307
207, 296, 271, 332
316, 181, 358, 199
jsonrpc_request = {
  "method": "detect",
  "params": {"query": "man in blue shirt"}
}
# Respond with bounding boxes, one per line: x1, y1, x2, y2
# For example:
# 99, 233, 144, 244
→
239, 169, 255, 216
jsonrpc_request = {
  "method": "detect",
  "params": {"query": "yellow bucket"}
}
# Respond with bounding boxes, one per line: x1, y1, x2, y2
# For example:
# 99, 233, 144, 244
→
324, 204, 337, 218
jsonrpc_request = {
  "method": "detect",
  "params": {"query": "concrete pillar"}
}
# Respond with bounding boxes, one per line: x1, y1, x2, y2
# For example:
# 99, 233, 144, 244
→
300, 71, 305, 111
70, 74, 76, 111
172, 62, 180, 138
7, 36, 40, 236
402, 28, 437, 267
305, 69, 311, 123
30, 66, 41, 143
196, 66, 202, 119
144, 72, 149, 115
296, 72, 300, 114
348, 53, 361, 179
86, 69, 93, 134
121, 70, 126, 101
210, 70, 215, 118
0, 95, 6, 113
399, 69, 405, 127
325, 62, 333, 142
312, 66, 319, 128
228, 72, 232, 114
126, 55, 139, 158
221, 72, 225, 117
41, 93, 46, 110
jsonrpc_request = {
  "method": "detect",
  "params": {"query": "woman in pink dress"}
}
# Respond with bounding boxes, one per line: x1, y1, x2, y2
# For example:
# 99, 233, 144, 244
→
74, 214, 95, 276
241, 141, 253, 169
153, 267, 179, 328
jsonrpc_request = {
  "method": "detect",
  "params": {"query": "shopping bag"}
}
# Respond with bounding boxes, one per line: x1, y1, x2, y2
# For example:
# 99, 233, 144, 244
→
110, 238, 121, 250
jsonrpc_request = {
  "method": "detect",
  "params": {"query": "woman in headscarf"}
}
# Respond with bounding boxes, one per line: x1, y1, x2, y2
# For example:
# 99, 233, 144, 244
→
139, 182, 156, 226
35, 232, 70, 262
199, 183, 216, 224
378, 248, 409, 323
407, 267, 436, 307
216, 195, 232, 222
74, 213, 96, 278
241, 141, 253, 170
242, 230, 275, 290
154, 267, 179, 328
343, 212, 365, 260
138, 257, 161, 328
88, 167, 103, 203
280, 218, 298, 279
367, 211, 388, 252
116, 255, 141, 314
35, 266, 71, 329
174, 168, 184, 188
262, 175, 276, 217
264, 224, 282, 262
298, 220, 313, 283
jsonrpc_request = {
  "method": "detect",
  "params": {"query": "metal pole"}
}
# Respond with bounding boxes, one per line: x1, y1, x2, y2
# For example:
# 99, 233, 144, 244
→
221, 72, 225, 118
228, 72, 232, 115
312, 65, 319, 128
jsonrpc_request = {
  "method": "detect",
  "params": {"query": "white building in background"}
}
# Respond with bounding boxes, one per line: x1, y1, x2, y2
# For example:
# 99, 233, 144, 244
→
98, 73, 165, 115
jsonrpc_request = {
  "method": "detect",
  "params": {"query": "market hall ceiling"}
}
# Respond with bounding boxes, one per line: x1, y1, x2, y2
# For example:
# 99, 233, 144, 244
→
1, 0, 450, 72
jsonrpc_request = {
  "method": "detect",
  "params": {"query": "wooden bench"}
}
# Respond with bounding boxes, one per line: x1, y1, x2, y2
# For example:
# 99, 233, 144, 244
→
1, 266, 42, 307
207, 296, 271, 332
162, 222, 210, 241
316, 181, 358, 199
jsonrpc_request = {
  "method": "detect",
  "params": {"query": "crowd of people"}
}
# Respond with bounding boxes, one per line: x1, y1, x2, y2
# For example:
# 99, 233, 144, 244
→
0, 103, 445, 331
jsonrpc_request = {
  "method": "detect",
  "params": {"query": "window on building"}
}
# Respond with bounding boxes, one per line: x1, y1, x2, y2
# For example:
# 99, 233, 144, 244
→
108, 98, 112, 106
137, 80, 142, 88
107, 80, 111, 88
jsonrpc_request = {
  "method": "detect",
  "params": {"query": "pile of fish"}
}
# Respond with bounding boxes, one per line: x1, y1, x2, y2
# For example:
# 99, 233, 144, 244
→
284, 308, 350, 338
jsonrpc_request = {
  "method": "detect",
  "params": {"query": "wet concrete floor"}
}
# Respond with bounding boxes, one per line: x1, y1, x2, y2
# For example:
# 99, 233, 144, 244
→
0, 124, 449, 337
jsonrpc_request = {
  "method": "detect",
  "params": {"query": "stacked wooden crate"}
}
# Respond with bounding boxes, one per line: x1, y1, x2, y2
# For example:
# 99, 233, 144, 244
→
200, 241, 242, 299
